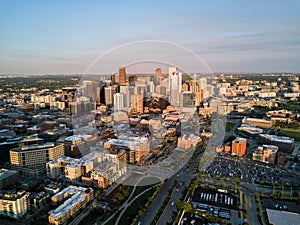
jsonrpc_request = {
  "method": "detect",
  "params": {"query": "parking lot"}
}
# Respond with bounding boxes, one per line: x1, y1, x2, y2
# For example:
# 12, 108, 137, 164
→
203, 153, 300, 186
204, 156, 243, 180
262, 197, 300, 214
191, 187, 238, 209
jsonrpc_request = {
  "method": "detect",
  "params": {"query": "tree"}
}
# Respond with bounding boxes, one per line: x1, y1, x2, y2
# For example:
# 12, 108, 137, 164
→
95, 189, 103, 200
234, 177, 241, 183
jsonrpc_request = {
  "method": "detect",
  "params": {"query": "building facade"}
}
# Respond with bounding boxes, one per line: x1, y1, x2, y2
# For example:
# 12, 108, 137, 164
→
0, 190, 30, 219
10, 143, 64, 177
231, 138, 247, 157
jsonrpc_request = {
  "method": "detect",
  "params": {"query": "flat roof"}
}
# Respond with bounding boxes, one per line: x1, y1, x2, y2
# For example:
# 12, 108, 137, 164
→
266, 208, 300, 225
0, 169, 18, 179
259, 134, 294, 144
243, 117, 272, 123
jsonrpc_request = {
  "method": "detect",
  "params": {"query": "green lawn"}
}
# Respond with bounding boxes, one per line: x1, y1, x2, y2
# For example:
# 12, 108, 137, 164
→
120, 186, 157, 224
278, 129, 300, 142
137, 176, 161, 186
226, 122, 235, 132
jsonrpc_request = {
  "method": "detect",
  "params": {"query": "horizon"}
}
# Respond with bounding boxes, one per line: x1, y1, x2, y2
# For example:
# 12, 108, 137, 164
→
1, 0, 300, 74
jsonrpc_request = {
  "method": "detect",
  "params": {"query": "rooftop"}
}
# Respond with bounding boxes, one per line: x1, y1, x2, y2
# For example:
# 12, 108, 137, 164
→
49, 185, 90, 219
266, 208, 300, 225
259, 134, 295, 144
11, 142, 59, 152
0, 169, 18, 180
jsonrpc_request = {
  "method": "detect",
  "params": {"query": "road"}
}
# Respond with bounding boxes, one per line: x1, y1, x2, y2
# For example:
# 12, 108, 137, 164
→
115, 184, 159, 225
242, 190, 260, 225
139, 145, 205, 225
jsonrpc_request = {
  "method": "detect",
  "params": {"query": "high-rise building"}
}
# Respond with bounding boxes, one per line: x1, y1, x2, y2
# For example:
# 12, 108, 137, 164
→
131, 94, 143, 113
182, 83, 189, 91
82, 80, 100, 102
112, 73, 119, 84
119, 67, 126, 84
231, 138, 247, 157
64, 135, 86, 158
155, 68, 162, 78
180, 91, 194, 111
104, 86, 117, 105
195, 89, 204, 106
120, 84, 130, 108
10, 143, 65, 177
199, 78, 207, 98
128, 75, 137, 84
170, 67, 182, 107
114, 93, 125, 111
168, 67, 177, 95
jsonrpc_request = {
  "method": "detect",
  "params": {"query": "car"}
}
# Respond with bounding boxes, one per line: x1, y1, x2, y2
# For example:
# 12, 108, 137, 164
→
171, 202, 174, 206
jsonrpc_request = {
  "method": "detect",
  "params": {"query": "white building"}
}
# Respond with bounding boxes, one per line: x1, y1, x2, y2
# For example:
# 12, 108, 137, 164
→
113, 93, 125, 111
0, 190, 30, 219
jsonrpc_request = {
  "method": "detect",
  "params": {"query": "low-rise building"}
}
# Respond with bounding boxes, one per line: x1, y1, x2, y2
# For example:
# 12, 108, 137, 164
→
258, 134, 294, 152
252, 145, 278, 164
48, 186, 94, 225
47, 150, 127, 187
242, 117, 272, 129
238, 124, 263, 136
104, 136, 150, 164
0, 169, 19, 189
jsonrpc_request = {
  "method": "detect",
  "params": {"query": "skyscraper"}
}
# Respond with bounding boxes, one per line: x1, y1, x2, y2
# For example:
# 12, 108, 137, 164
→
114, 93, 125, 111
82, 80, 100, 102
168, 67, 177, 95
169, 67, 182, 107
119, 67, 126, 84
131, 94, 143, 113
104, 86, 117, 105
155, 68, 162, 78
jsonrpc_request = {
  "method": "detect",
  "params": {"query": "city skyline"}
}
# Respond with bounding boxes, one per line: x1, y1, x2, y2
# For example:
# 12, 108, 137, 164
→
1, 0, 300, 74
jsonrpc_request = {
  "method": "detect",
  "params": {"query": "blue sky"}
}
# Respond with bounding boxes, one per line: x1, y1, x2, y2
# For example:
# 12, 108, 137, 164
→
0, 0, 300, 74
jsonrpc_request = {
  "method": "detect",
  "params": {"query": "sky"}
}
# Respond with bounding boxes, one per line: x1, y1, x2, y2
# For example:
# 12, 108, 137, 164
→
0, 0, 300, 74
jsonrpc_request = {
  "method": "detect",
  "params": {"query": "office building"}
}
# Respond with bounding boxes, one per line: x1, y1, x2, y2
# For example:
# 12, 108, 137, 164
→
131, 94, 143, 113
82, 80, 100, 102
155, 67, 162, 78
119, 84, 130, 108
231, 138, 247, 157
180, 91, 194, 112
258, 134, 294, 152
64, 135, 84, 158
10, 143, 64, 177
252, 145, 278, 164
114, 93, 125, 111
170, 67, 182, 107
242, 117, 272, 129
104, 86, 117, 105
119, 67, 126, 84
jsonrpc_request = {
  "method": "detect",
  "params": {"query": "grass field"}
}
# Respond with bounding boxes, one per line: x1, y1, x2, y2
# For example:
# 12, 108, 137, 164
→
278, 129, 300, 142
226, 122, 235, 132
